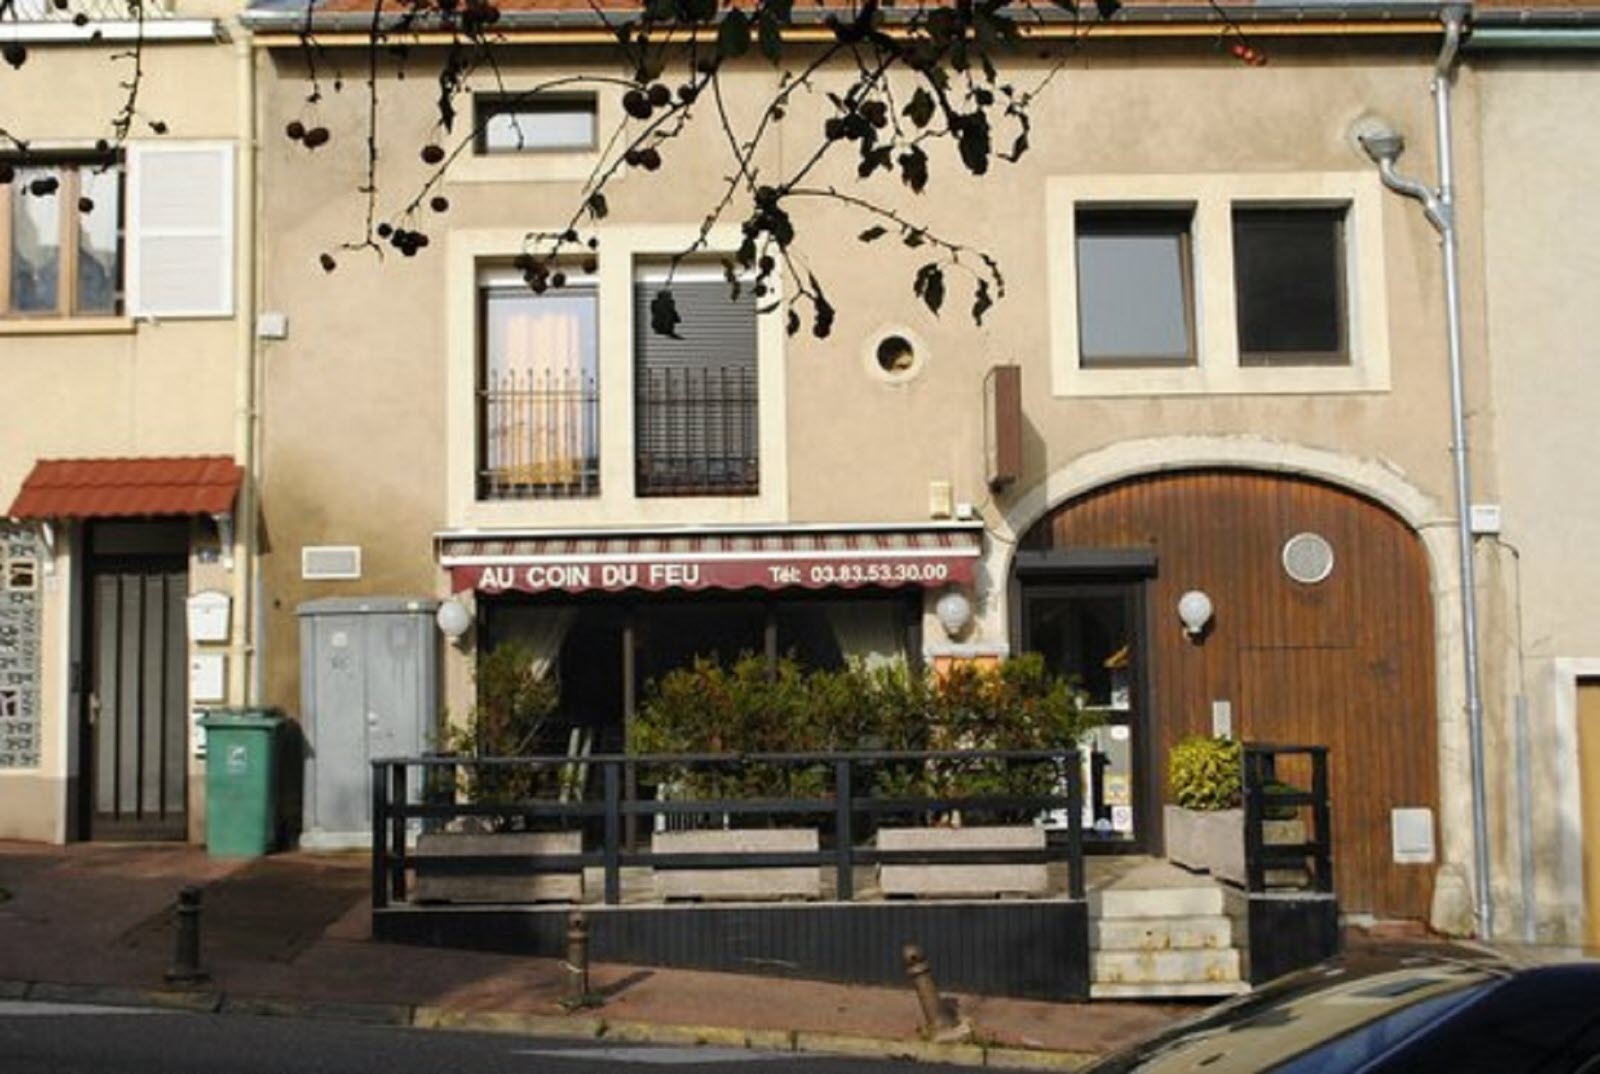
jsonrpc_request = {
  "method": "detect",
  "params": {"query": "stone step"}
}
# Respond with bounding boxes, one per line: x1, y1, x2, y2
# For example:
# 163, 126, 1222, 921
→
1089, 884, 1226, 919
1091, 980, 1253, 1000
1091, 948, 1243, 987
1090, 915, 1234, 952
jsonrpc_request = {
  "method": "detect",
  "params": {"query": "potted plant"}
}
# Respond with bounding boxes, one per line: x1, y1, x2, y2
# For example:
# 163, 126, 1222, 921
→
871, 655, 1096, 899
1164, 735, 1305, 886
415, 642, 582, 903
633, 654, 825, 901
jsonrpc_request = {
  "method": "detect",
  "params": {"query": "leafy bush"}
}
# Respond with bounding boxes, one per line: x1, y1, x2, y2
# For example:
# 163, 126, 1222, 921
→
1168, 735, 1243, 811
632, 652, 1098, 812
445, 642, 560, 827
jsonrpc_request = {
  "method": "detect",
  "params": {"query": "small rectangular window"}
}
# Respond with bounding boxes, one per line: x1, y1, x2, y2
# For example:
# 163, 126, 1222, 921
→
1, 157, 123, 318
1074, 208, 1195, 367
474, 95, 598, 154
1233, 206, 1347, 366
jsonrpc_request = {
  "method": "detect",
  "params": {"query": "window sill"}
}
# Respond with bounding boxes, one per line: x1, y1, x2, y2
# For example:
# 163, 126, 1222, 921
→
1054, 362, 1389, 398
0, 316, 135, 337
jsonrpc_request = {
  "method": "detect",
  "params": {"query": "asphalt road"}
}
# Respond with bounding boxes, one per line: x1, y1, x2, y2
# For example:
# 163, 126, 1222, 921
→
0, 1000, 993, 1074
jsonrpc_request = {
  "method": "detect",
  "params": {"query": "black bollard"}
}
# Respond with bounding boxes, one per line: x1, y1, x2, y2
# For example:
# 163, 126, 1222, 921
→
559, 910, 602, 1011
165, 886, 209, 985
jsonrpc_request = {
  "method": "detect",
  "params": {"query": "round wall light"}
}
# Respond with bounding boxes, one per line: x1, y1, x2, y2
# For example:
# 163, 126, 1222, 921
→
935, 588, 974, 639
436, 597, 473, 640
1176, 589, 1214, 639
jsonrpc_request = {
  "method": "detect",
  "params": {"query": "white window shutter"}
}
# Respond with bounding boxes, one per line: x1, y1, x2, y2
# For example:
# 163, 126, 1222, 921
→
127, 142, 235, 318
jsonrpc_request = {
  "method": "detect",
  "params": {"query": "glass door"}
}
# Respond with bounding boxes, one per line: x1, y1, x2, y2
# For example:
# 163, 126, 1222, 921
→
1020, 582, 1148, 850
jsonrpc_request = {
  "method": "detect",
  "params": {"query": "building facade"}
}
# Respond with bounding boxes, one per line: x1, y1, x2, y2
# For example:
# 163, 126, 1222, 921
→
0, 0, 251, 843
9, 0, 1600, 949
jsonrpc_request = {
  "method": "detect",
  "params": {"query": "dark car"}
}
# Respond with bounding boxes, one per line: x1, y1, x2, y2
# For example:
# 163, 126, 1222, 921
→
1083, 946, 1600, 1074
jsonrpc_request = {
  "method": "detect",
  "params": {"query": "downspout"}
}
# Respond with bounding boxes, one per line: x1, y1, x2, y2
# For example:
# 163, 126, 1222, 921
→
1366, 7, 1492, 939
232, 23, 259, 707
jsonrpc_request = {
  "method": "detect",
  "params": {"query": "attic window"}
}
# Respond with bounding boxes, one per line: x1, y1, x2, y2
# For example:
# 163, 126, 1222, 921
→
474, 95, 598, 155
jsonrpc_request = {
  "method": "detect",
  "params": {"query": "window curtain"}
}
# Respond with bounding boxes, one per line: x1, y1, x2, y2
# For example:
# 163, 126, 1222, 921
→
825, 602, 906, 670
496, 302, 587, 485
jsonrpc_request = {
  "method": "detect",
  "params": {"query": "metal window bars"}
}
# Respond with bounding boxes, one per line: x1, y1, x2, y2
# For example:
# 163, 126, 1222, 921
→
478, 366, 600, 500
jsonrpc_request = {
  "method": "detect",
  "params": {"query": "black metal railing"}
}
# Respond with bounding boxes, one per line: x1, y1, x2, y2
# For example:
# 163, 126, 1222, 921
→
371, 748, 1084, 910
635, 365, 758, 496
1242, 743, 1333, 895
478, 368, 600, 499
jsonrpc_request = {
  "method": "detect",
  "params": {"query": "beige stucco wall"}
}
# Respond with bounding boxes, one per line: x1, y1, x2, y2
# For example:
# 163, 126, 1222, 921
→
253, 32, 1507, 923
1476, 55, 1600, 945
0, 33, 244, 843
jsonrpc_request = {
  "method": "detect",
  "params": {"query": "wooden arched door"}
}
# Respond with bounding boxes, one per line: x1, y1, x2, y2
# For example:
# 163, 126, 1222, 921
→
1015, 469, 1438, 921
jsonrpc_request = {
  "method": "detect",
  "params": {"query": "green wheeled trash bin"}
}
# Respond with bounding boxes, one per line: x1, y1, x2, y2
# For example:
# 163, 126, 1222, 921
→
198, 709, 284, 857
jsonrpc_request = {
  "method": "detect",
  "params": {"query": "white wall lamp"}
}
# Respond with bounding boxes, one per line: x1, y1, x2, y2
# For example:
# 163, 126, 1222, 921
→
935, 588, 974, 640
1177, 589, 1214, 640
436, 595, 474, 645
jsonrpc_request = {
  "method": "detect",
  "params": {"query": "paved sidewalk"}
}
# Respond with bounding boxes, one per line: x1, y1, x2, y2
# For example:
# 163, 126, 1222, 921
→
0, 841, 1193, 1069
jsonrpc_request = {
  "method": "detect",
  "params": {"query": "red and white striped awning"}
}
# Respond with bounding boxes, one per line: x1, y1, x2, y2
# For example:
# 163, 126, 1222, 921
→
437, 524, 983, 595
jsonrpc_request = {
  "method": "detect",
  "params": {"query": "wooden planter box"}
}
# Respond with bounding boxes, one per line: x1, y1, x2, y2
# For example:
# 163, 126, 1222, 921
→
876, 826, 1049, 899
652, 829, 821, 902
413, 830, 584, 904
1164, 806, 1306, 886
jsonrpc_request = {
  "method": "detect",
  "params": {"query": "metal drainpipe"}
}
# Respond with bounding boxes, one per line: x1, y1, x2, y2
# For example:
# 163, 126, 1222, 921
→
1432, 6, 1494, 944
233, 25, 260, 707
1369, 6, 1490, 939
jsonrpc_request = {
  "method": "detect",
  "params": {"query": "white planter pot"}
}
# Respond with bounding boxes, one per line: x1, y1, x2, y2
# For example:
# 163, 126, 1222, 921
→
414, 830, 584, 903
1165, 806, 1308, 886
652, 828, 821, 901
876, 825, 1049, 899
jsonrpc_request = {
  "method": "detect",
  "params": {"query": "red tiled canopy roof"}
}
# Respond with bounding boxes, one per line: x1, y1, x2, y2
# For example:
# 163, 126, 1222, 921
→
8, 457, 243, 520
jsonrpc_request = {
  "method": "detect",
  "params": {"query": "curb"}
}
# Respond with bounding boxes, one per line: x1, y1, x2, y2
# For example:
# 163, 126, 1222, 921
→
0, 978, 1098, 1070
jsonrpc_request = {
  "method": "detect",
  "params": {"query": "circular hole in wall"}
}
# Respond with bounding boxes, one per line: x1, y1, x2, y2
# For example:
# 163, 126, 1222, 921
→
875, 335, 918, 375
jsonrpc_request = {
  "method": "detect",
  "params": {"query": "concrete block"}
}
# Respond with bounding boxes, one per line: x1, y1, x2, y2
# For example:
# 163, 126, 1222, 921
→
876, 826, 1049, 898
1090, 915, 1233, 951
1089, 884, 1226, 919
1090, 980, 1252, 1000
414, 831, 584, 904
653, 829, 821, 901
1091, 948, 1242, 986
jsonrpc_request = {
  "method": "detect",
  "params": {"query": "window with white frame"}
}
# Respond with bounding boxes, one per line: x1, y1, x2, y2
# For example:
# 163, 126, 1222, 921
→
1, 156, 123, 318
632, 264, 759, 497
1075, 207, 1196, 367
477, 269, 601, 500
1232, 206, 1347, 366
1048, 174, 1390, 396
474, 94, 598, 155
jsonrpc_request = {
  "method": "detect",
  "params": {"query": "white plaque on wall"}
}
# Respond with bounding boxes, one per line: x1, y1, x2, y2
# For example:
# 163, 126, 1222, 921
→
1391, 807, 1436, 864
190, 653, 227, 703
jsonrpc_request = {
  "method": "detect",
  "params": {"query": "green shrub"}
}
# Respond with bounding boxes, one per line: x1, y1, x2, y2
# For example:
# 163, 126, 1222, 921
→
632, 652, 1099, 810
445, 642, 561, 827
1168, 735, 1242, 811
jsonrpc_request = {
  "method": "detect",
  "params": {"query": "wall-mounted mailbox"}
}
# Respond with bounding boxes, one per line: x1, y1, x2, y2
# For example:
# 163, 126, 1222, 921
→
190, 653, 227, 703
187, 591, 232, 644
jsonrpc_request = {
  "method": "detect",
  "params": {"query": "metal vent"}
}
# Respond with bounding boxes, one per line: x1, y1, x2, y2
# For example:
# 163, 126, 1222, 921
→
301, 545, 362, 581
1282, 532, 1334, 585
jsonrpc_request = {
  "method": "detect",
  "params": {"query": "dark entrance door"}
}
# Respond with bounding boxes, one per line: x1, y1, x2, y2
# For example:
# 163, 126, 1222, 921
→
82, 521, 190, 840
1018, 578, 1152, 852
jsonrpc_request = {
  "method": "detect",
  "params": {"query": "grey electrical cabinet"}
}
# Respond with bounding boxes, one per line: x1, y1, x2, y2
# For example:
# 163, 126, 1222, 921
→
297, 598, 439, 848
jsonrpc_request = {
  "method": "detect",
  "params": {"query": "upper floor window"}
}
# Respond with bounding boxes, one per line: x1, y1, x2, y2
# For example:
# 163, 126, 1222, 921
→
1047, 173, 1390, 397
478, 275, 600, 500
1233, 206, 1347, 366
474, 95, 598, 155
2, 158, 122, 318
1075, 208, 1195, 367
633, 267, 758, 497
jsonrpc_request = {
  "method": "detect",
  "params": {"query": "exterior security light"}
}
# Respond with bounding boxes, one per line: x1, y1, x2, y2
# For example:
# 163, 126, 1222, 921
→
436, 597, 472, 640
1177, 590, 1214, 638
935, 589, 974, 639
